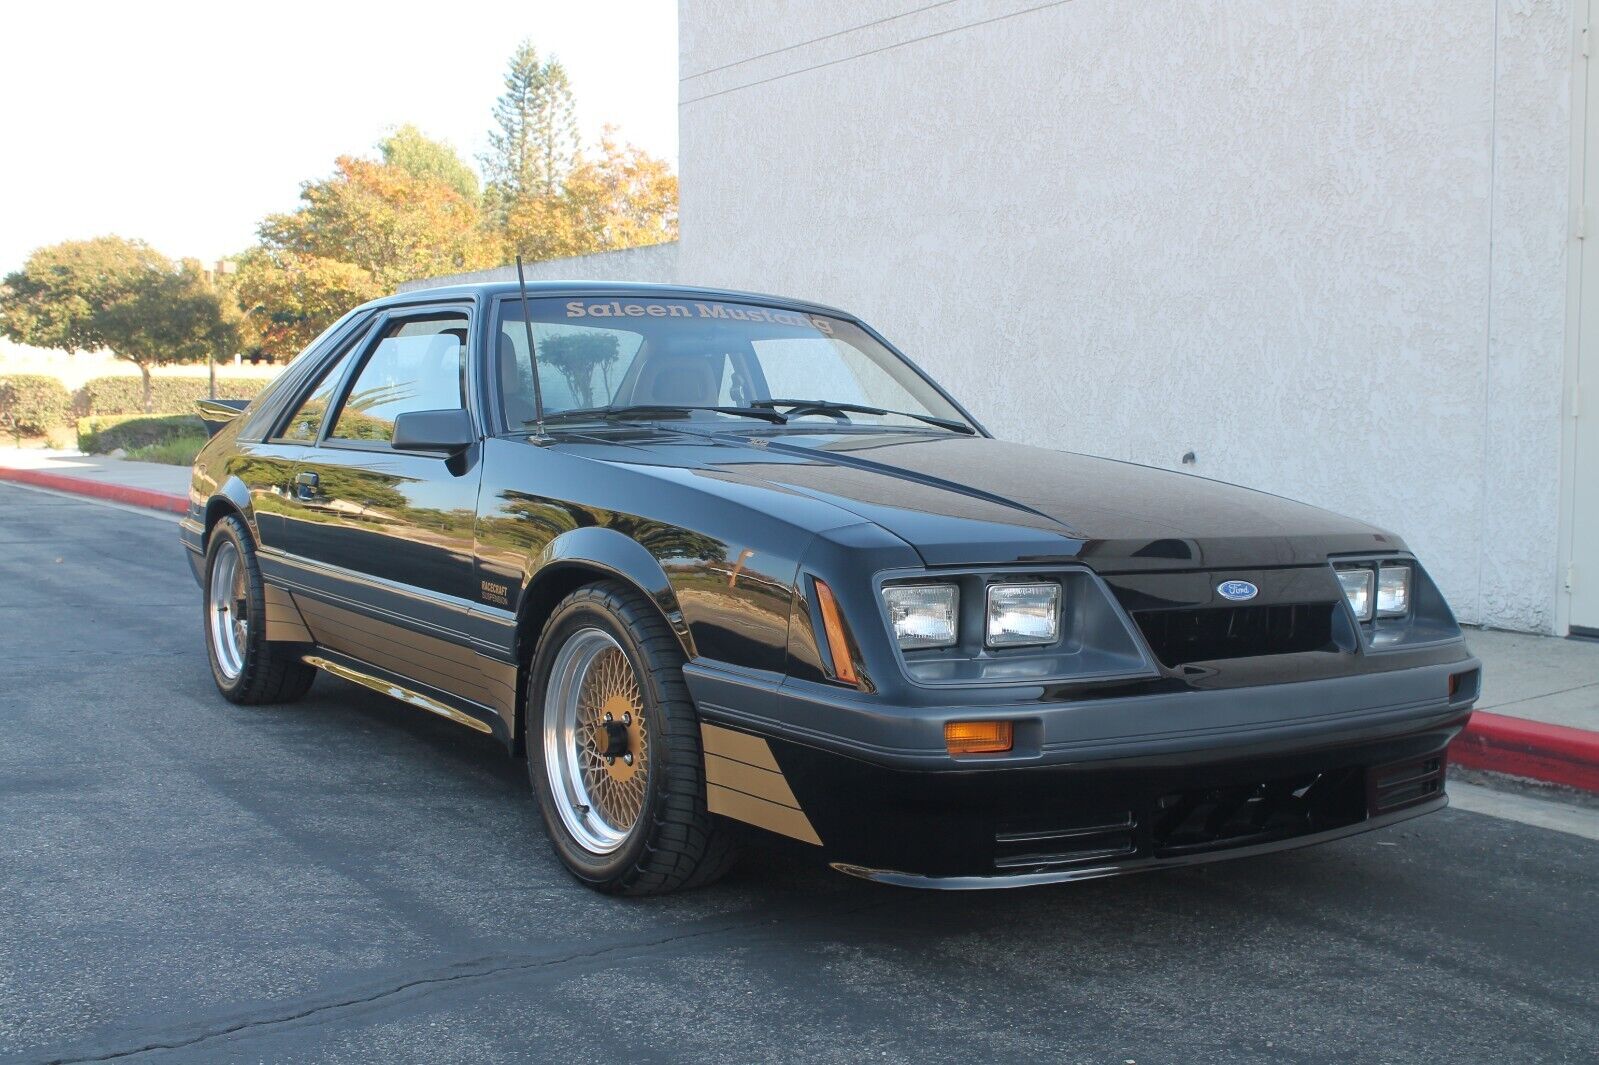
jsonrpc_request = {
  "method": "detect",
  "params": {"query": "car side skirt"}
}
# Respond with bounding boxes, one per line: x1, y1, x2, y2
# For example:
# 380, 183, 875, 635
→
275, 584, 519, 739
300, 648, 509, 744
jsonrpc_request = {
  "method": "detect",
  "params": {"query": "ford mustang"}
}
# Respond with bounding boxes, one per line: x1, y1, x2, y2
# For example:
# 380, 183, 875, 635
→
182, 281, 1480, 894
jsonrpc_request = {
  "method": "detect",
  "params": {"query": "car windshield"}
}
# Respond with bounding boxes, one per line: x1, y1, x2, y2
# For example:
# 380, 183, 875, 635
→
495, 296, 970, 432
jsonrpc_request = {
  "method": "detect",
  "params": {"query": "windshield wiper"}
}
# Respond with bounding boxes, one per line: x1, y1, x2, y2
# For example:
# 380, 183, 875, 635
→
533, 404, 790, 426
750, 398, 975, 435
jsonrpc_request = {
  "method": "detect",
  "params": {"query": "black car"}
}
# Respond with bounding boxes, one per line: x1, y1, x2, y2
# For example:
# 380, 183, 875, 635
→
182, 281, 1480, 894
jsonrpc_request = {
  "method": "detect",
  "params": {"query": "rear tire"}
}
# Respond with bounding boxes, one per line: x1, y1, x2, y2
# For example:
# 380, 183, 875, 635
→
203, 514, 315, 705
528, 580, 737, 895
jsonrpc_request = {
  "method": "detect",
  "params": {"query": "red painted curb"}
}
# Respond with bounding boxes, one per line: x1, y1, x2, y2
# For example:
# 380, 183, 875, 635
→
1451, 710, 1599, 793
0, 466, 188, 515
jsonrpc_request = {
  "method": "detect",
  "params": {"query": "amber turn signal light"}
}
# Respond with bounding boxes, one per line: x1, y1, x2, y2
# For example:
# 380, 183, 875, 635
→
813, 579, 860, 686
945, 720, 1014, 755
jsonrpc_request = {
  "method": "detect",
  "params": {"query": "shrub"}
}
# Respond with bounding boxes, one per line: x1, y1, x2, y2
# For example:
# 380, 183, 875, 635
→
78, 413, 206, 454
0, 375, 73, 442
74, 375, 271, 417
125, 435, 208, 466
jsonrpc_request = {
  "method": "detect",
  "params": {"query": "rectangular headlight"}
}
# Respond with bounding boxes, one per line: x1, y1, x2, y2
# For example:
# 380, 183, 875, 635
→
1377, 564, 1411, 617
1337, 567, 1374, 621
985, 582, 1061, 647
883, 584, 959, 649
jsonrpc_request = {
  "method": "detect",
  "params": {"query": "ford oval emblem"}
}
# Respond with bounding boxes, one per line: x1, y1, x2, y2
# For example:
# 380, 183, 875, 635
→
1217, 580, 1258, 602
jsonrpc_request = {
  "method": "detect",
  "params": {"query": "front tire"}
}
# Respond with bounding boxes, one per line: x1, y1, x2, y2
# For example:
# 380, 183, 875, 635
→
528, 581, 736, 895
203, 514, 315, 704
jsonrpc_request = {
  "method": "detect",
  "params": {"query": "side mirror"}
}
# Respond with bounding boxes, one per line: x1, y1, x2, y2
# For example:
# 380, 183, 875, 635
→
391, 408, 475, 455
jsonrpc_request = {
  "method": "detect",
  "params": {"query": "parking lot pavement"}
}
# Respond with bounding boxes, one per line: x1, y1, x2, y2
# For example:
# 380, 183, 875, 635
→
2, 481, 1596, 1065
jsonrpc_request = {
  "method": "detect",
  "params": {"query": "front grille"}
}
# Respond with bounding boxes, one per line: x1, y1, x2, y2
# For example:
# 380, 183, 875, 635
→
1149, 767, 1366, 857
993, 813, 1137, 869
1370, 755, 1445, 812
1133, 602, 1336, 667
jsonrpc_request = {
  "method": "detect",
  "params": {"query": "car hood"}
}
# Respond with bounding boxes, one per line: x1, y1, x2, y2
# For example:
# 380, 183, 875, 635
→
564, 427, 1401, 571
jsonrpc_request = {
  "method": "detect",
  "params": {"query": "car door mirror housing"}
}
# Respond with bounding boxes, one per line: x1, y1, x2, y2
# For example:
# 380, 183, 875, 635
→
391, 409, 475, 455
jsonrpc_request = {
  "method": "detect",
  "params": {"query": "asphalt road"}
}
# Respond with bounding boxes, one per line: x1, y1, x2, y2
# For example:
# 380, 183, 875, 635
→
2, 482, 1596, 1064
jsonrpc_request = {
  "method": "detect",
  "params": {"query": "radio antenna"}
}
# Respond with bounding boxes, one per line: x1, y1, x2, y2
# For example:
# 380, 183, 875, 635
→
514, 255, 547, 437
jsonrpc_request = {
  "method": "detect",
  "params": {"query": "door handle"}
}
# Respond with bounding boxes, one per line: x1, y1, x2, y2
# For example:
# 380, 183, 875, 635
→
294, 471, 319, 500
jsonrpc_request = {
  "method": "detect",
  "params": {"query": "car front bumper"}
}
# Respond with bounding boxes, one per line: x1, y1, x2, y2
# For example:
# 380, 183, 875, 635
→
684, 651, 1478, 885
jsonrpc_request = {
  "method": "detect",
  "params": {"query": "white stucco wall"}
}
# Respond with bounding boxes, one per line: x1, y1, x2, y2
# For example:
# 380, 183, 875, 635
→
677, 0, 1575, 631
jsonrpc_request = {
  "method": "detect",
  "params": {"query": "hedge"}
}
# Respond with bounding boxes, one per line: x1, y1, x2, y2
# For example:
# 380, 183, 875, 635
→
0, 375, 73, 442
78, 414, 207, 454
74, 375, 271, 417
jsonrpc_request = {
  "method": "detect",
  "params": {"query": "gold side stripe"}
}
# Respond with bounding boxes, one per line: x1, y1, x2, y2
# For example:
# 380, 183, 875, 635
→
700, 724, 820, 846
705, 753, 803, 809
707, 784, 822, 846
293, 595, 510, 677
303, 621, 510, 706
700, 723, 781, 772
262, 584, 313, 643
289, 592, 518, 730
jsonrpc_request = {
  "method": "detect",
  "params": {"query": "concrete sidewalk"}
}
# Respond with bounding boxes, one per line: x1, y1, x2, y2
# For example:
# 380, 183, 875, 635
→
1467, 627, 1598, 733
0, 448, 191, 494
4, 446, 1597, 791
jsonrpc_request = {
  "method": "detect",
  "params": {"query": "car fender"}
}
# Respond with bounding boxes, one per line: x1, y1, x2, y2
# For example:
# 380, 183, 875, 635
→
181, 469, 260, 585
205, 474, 258, 540
523, 525, 695, 658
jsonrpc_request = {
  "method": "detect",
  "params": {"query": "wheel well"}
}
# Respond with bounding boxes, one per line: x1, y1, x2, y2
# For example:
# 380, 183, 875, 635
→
510, 562, 682, 753
203, 498, 242, 542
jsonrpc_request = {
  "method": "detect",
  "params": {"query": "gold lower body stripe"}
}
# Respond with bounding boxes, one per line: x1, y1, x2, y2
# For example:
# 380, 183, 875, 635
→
262, 583, 314, 643
700, 723, 821, 846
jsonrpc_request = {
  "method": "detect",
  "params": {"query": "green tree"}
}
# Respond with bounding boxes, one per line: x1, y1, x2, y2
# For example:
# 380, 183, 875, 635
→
482, 40, 579, 217
232, 248, 379, 360
379, 124, 479, 200
258, 154, 493, 290
0, 238, 238, 412
541, 331, 620, 407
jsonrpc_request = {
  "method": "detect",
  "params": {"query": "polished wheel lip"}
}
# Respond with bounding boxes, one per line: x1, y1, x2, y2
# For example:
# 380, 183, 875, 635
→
543, 626, 650, 855
207, 540, 248, 681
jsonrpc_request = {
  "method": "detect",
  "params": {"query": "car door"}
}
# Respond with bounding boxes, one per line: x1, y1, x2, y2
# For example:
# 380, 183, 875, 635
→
233, 317, 374, 554
276, 304, 487, 660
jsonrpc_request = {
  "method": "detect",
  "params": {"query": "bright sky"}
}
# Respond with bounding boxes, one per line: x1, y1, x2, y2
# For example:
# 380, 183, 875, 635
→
0, 0, 678, 274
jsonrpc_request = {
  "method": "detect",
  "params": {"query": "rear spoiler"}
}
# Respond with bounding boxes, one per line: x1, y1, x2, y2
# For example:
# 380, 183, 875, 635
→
196, 398, 250, 437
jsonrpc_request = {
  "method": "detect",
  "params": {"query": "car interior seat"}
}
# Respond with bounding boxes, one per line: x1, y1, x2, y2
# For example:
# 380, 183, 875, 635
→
498, 331, 538, 426
631, 353, 721, 408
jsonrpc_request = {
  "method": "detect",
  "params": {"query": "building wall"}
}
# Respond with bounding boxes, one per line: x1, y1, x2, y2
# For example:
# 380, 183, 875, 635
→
677, 0, 1575, 632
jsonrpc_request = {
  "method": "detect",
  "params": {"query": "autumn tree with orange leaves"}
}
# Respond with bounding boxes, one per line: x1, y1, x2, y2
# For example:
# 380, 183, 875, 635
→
231, 41, 677, 359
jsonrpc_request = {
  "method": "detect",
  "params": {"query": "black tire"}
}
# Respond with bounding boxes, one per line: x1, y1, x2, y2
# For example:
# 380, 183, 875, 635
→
527, 580, 737, 895
203, 514, 316, 705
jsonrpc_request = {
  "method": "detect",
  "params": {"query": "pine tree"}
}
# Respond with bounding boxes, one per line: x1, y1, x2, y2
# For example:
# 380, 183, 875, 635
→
482, 40, 579, 216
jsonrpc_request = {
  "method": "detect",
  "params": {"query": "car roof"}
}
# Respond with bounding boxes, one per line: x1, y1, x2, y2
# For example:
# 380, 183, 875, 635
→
363, 280, 857, 321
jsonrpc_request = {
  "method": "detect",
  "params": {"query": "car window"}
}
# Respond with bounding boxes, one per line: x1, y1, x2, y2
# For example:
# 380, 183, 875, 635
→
277, 345, 359, 443
329, 313, 469, 444
750, 338, 909, 409
496, 319, 646, 424
497, 297, 967, 430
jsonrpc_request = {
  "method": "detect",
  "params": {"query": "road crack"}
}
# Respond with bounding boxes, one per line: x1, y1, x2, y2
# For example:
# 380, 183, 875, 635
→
44, 897, 893, 1063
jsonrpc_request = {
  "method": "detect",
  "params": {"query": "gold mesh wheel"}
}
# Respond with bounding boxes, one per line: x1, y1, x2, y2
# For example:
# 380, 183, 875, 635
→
543, 627, 650, 854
